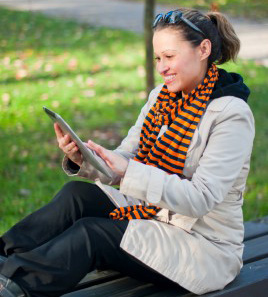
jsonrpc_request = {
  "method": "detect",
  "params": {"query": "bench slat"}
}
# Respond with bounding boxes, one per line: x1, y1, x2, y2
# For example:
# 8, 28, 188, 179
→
206, 279, 268, 297
109, 283, 181, 297
64, 276, 188, 297
244, 216, 268, 240
144, 286, 188, 297
183, 280, 268, 297
242, 234, 268, 264
63, 277, 156, 297
74, 269, 121, 291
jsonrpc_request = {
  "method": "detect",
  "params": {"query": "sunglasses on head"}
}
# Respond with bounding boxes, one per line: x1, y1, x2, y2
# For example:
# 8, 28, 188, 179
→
153, 10, 205, 37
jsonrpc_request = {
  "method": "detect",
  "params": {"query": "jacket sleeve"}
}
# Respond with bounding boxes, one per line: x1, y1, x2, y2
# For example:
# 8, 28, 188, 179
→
62, 85, 162, 185
120, 99, 255, 218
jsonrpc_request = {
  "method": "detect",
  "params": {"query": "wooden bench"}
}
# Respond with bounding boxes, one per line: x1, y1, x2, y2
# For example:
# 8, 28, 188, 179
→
62, 216, 268, 297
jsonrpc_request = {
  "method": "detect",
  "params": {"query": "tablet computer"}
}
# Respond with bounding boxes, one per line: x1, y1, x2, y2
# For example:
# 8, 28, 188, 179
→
43, 106, 112, 178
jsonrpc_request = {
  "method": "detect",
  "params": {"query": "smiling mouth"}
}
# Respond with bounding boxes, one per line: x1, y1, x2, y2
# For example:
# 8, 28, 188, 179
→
164, 74, 176, 83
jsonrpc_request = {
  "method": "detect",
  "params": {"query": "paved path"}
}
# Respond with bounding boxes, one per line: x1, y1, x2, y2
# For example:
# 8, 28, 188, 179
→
1, 0, 268, 64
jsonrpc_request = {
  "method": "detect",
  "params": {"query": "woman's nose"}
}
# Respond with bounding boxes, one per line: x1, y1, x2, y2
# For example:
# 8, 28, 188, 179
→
157, 61, 169, 74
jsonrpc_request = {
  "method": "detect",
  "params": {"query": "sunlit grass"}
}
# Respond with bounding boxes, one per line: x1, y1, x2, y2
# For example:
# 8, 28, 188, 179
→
0, 7, 267, 233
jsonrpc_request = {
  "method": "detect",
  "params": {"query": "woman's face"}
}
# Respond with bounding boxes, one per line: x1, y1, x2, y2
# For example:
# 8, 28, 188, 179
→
153, 28, 209, 94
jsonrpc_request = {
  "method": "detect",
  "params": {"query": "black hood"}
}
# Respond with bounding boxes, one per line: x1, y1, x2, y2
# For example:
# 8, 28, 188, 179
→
211, 68, 250, 102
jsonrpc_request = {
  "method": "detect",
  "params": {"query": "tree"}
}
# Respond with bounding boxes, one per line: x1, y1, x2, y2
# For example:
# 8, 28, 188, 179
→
144, 0, 155, 98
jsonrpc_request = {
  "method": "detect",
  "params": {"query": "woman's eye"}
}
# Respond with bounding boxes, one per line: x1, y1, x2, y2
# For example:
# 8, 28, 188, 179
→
154, 57, 160, 61
166, 55, 173, 59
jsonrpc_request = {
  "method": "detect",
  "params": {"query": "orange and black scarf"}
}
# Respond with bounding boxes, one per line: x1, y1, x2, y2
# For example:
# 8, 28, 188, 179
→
110, 64, 219, 221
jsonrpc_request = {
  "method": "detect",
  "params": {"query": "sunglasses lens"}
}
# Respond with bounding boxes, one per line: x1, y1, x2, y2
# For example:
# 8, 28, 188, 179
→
153, 14, 163, 27
164, 11, 173, 22
174, 11, 183, 22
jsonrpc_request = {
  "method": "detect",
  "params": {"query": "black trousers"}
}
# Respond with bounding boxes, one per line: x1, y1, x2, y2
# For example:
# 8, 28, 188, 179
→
0, 181, 174, 297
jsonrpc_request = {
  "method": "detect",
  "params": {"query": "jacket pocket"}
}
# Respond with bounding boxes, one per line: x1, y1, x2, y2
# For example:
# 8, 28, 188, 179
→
183, 130, 202, 178
224, 191, 243, 202
146, 167, 165, 204
169, 213, 198, 233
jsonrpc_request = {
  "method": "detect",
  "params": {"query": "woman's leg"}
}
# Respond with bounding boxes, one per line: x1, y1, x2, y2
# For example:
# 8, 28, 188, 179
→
1, 217, 128, 297
1, 217, 175, 297
0, 181, 115, 256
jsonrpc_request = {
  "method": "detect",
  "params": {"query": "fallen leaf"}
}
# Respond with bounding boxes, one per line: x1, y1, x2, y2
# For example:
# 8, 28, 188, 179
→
72, 97, 80, 104
21, 150, 29, 158
76, 75, 83, 84
3, 57, 10, 66
34, 60, 44, 70
2, 93, 10, 105
14, 59, 23, 68
48, 80, 56, 88
92, 64, 101, 73
52, 100, 60, 108
86, 77, 95, 87
19, 189, 31, 196
41, 93, 49, 101
15, 69, 28, 80
101, 55, 109, 65
68, 58, 78, 71
66, 80, 73, 87
83, 90, 96, 98
45, 64, 53, 72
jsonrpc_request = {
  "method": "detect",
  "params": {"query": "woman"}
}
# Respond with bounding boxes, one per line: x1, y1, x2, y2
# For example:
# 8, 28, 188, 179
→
0, 8, 254, 297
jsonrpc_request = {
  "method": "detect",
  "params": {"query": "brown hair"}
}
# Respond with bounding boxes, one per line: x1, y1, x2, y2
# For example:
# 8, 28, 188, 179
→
153, 8, 240, 66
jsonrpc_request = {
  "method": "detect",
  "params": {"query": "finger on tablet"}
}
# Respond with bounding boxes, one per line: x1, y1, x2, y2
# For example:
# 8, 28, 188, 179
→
86, 139, 94, 149
54, 123, 64, 138
87, 140, 100, 150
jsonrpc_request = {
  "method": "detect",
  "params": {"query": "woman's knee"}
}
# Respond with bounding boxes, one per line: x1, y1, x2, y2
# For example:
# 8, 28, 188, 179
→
63, 180, 98, 195
74, 217, 127, 243
62, 180, 92, 192
52, 181, 94, 205
52, 181, 113, 218
73, 217, 110, 235
72, 218, 99, 238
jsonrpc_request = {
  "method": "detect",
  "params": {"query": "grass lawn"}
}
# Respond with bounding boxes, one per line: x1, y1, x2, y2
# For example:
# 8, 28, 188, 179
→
0, 7, 267, 234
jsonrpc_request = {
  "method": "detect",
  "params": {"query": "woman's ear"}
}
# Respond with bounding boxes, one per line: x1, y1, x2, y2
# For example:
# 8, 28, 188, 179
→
199, 39, 211, 61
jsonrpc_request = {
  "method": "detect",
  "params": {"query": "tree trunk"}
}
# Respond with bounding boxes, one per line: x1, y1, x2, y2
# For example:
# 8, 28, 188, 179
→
144, 0, 155, 98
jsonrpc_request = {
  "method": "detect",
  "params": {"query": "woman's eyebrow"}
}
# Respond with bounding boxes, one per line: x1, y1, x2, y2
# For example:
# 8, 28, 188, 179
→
161, 49, 177, 53
154, 50, 177, 55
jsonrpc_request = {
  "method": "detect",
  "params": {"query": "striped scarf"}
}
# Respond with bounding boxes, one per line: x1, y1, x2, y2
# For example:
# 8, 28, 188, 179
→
110, 64, 219, 221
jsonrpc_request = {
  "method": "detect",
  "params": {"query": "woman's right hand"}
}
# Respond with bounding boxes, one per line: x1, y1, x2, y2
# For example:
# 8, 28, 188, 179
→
54, 123, 83, 167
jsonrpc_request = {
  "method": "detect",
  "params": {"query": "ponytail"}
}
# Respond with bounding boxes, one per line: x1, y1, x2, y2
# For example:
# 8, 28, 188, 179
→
207, 12, 240, 64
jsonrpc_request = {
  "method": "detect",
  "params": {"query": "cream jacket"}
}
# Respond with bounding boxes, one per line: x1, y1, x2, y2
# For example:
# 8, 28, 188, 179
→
63, 84, 255, 295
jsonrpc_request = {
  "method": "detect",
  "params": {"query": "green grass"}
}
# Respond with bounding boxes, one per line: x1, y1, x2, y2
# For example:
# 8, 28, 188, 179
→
0, 7, 267, 234
137, 0, 268, 19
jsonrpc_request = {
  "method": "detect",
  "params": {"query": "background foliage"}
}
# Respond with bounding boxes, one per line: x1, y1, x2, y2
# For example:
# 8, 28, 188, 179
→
0, 7, 267, 234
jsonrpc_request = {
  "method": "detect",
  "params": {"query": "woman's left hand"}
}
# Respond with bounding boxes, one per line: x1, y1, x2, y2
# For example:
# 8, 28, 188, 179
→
87, 140, 129, 177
